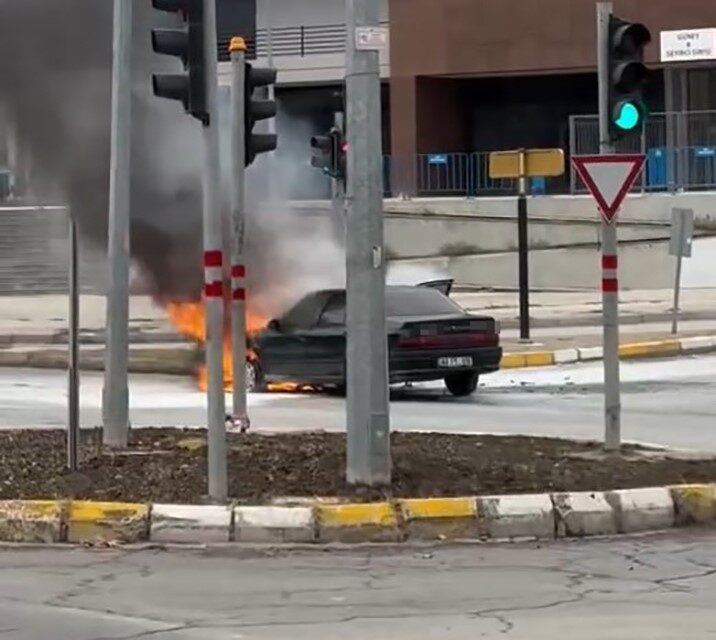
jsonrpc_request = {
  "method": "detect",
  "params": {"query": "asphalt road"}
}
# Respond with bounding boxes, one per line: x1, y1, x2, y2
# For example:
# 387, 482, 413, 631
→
1, 531, 716, 639
1, 353, 715, 450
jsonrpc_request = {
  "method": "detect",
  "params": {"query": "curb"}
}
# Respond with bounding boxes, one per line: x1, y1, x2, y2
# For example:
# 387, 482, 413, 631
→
1, 335, 713, 377
1, 484, 713, 545
501, 334, 716, 370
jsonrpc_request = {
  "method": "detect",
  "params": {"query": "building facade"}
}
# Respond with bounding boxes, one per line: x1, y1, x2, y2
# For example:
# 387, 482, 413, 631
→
389, 0, 716, 160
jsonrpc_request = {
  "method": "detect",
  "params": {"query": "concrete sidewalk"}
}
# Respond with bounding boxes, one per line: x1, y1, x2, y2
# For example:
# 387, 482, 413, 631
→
457, 287, 716, 328
0, 289, 715, 343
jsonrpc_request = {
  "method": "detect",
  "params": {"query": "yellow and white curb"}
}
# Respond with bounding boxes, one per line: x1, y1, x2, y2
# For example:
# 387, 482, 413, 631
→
1, 484, 714, 545
501, 334, 716, 370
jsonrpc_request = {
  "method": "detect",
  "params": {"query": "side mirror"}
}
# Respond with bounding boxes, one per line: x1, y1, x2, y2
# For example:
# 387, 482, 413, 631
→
267, 319, 281, 332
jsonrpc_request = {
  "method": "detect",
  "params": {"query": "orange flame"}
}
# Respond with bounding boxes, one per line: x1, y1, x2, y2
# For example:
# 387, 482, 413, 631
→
166, 300, 266, 391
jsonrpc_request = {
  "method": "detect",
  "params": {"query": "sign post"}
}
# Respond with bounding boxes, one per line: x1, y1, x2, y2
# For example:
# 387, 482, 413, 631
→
489, 148, 565, 341
572, 153, 645, 451
669, 207, 695, 335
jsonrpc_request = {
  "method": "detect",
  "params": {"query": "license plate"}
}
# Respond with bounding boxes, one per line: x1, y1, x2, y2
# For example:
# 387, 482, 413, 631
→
437, 356, 473, 368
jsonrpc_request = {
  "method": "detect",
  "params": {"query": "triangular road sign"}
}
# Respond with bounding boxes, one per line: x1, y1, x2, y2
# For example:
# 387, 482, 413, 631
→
572, 154, 646, 223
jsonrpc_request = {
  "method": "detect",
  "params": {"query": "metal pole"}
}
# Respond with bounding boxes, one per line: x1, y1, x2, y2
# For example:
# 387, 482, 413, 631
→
517, 149, 530, 342
68, 212, 79, 471
671, 219, 686, 335
263, 0, 277, 201
665, 67, 676, 192
345, 0, 391, 485
102, 0, 132, 449
229, 37, 249, 431
332, 110, 346, 244
203, 0, 227, 501
597, 1, 621, 451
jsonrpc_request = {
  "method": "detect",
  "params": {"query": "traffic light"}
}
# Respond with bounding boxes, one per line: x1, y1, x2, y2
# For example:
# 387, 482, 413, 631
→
310, 128, 346, 181
245, 62, 278, 167
608, 15, 651, 142
151, 0, 208, 124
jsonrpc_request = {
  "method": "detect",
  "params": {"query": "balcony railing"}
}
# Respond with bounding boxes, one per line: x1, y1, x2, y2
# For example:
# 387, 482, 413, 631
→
218, 21, 389, 61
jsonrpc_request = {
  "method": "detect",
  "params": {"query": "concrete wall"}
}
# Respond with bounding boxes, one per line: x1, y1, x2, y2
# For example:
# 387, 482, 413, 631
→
289, 191, 716, 290
383, 192, 716, 226
389, 240, 690, 291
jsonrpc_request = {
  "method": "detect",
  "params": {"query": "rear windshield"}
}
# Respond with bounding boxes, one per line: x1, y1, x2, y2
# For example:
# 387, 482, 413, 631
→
385, 288, 463, 318
316, 288, 464, 327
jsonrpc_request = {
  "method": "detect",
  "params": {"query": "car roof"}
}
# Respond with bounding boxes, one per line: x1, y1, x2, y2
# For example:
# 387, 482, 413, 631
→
314, 285, 431, 297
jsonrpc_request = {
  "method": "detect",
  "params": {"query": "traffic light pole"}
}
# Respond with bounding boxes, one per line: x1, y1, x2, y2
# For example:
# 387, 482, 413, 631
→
229, 37, 249, 431
68, 211, 79, 471
597, 1, 621, 451
202, 0, 227, 500
345, 0, 391, 485
103, 0, 132, 449
332, 110, 346, 243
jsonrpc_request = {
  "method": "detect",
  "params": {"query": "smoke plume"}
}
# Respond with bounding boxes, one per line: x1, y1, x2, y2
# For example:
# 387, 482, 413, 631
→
0, 0, 344, 319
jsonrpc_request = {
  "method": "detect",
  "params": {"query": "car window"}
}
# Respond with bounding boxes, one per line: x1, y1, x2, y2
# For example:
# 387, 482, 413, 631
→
317, 293, 346, 327
281, 293, 326, 329
385, 288, 464, 317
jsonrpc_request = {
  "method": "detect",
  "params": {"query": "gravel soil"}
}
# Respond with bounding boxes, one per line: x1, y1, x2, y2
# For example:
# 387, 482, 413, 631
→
2, 428, 715, 504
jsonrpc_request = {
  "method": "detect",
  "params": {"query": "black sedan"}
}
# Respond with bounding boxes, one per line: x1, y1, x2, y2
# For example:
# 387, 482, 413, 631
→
248, 284, 502, 397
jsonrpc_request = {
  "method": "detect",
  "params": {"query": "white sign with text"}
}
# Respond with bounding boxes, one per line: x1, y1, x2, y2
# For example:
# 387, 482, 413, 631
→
661, 28, 716, 63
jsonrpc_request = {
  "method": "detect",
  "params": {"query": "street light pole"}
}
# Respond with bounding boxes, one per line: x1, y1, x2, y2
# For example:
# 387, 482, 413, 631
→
103, 0, 132, 449
229, 37, 249, 431
345, 0, 391, 485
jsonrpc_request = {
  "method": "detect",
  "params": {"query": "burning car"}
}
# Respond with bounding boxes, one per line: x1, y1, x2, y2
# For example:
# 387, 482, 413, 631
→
248, 282, 501, 397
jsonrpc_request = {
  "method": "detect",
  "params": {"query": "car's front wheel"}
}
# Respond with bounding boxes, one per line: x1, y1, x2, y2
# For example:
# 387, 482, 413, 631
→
246, 359, 266, 393
445, 371, 479, 397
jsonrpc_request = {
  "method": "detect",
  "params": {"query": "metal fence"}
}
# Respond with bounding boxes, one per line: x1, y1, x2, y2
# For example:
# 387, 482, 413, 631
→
383, 153, 517, 198
569, 109, 716, 193
0, 207, 105, 294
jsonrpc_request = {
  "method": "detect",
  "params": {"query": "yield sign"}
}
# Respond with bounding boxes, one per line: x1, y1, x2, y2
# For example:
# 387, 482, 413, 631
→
572, 154, 646, 223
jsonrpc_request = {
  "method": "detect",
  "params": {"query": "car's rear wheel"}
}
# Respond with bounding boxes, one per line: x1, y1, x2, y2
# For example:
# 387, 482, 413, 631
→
445, 371, 479, 397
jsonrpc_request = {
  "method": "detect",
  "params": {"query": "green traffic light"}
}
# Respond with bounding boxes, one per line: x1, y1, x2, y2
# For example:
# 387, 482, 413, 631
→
614, 101, 641, 131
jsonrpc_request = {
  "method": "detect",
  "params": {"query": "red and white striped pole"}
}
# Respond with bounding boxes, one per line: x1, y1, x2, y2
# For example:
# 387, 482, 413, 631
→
202, 0, 227, 501
229, 37, 249, 431
601, 219, 621, 451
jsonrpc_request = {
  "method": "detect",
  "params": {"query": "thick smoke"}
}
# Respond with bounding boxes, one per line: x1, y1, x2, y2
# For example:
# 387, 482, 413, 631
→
0, 0, 344, 319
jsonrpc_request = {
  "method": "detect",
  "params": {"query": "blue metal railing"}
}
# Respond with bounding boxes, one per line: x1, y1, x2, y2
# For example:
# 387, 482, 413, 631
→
383, 152, 518, 198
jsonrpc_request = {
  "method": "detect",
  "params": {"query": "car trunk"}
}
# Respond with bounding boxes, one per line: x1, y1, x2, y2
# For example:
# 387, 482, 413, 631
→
390, 315, 499, 350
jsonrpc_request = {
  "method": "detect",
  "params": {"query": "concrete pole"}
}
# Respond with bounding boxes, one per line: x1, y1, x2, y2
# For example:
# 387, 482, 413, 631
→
597, 1, 621, 451
345, 0, 391, 485
229, 37, 249, 431
102, 0, 132, 449
203, 0, 227, 501
68, 211, 79, 471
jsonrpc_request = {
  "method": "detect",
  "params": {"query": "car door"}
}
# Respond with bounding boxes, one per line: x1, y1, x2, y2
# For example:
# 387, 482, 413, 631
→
300, 292, 346, 383
256, 293, 328, 381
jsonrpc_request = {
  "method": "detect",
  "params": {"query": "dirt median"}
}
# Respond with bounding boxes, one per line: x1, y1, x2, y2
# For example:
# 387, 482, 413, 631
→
3, 429, 716, 504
